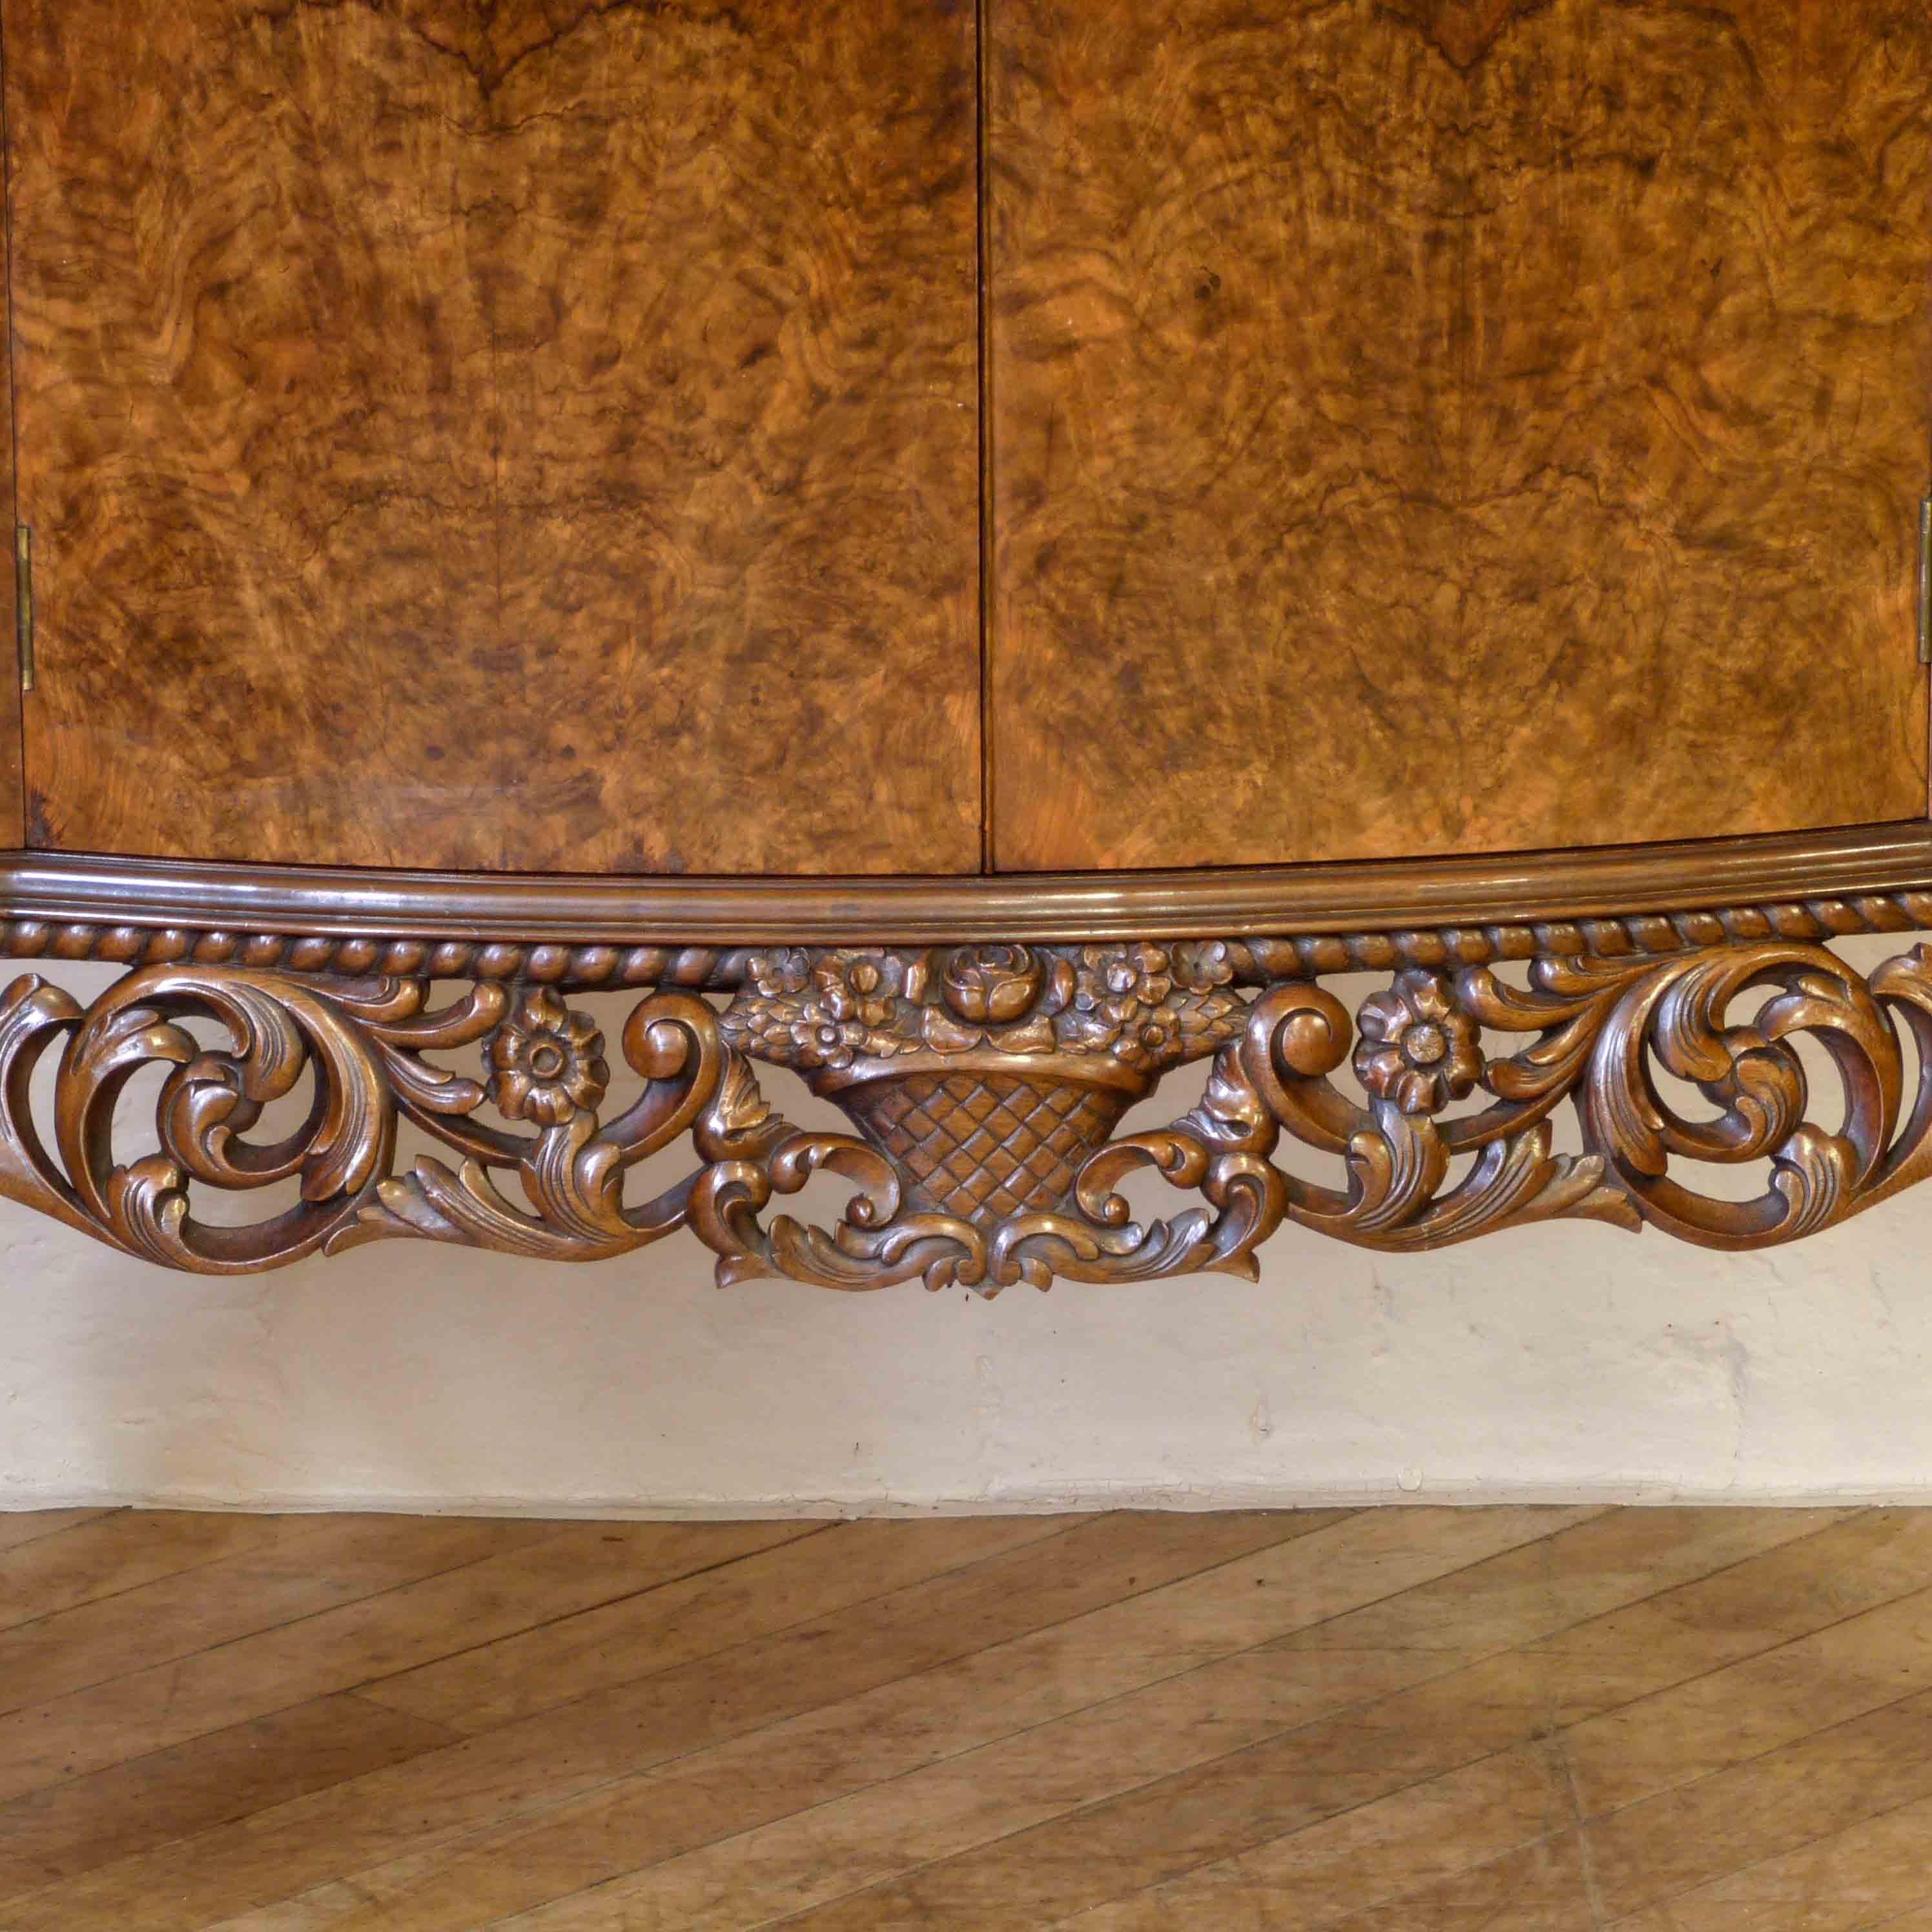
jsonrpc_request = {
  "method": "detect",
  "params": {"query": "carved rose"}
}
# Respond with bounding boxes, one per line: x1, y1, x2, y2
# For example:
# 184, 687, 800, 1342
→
1353, 970, 1482, 1116
941, 945, 1046, 1025
488, 988, 610, 1125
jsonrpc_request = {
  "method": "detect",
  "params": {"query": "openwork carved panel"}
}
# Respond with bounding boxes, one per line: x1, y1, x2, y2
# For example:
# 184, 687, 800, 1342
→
5, 915, 1932, 1290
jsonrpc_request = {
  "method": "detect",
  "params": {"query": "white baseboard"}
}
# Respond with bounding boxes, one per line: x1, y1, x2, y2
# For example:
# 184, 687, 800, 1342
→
5, 1478, 1927, 1517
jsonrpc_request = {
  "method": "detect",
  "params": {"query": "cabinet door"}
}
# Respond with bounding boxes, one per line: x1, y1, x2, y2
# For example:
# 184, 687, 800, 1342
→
6, 0, 981, 874
987, 0, 1932, 872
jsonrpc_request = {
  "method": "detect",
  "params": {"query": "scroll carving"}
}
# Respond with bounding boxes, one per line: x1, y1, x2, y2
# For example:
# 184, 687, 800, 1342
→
3, 927, 1932, 1287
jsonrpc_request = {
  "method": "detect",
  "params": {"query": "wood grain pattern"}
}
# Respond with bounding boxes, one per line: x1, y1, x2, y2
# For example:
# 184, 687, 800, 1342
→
0, 1513, 571, 1718
0, 1506, 287, 1635
988, 0, 1932, 870
0, 1519, 814, 1802
0, 1692, 457, 1902
0, 1506, 109, 1557
0, 1510, 1220, 1928
15, 1506, 1932, 1929
0, 87, 23, 852
3, 0, 980, 874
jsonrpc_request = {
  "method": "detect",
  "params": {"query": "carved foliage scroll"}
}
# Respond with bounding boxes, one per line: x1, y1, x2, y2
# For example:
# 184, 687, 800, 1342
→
1, 932, 1930, 1290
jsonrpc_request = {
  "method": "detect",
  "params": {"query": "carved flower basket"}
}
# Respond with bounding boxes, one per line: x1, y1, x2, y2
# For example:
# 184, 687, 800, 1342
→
819, 1055, 1146, 1227
717, 942, 1247, 1248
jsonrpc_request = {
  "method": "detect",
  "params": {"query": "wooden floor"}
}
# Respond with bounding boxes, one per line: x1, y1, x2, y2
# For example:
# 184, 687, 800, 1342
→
3, 1510, 1932, 1928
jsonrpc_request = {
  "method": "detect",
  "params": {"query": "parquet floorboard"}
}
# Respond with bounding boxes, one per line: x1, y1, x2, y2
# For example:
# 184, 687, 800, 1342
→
1, 1506, 1930, 1930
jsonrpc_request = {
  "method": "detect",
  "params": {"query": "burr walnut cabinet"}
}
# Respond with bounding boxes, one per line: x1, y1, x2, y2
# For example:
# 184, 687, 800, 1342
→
0, 0, 1927, 1288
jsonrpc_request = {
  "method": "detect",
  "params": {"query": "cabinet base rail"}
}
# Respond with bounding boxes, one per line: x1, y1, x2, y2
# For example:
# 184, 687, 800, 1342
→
3, 836, 1932, 1284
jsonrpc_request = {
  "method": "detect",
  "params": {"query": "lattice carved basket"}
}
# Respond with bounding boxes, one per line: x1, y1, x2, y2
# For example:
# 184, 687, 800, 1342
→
822, 1056, 1146, 1226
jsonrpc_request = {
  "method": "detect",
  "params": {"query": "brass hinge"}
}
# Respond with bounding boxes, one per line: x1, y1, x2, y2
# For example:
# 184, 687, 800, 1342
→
1920, 497, 1932, 667
13, 526, 31, 694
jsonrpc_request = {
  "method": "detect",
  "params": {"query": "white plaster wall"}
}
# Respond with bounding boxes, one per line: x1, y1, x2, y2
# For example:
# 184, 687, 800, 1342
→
3, 945, 1931, 1516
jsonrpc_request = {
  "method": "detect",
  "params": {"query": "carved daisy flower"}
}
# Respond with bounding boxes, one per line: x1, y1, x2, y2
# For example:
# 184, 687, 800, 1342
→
1171, 940, 1237, 992
488, 988, 610, 1126
1076, 942, 1175, 1025
746, 948, 812, 999
810, 951, 901, 1029
790, 1015, 861, 1071
1113, 1008, 1182, 1072
1353, 970, 1482, 1116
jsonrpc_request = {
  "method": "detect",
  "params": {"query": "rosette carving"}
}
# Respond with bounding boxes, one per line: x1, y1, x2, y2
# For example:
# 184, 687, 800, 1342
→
0, 930, 1927, 1290
486, 988, 610, 1125
1353, 971, 1483, 1115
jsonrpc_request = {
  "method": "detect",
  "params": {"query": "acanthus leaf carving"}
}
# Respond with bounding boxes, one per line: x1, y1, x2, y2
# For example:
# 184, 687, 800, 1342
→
0, 927, 1928, 1288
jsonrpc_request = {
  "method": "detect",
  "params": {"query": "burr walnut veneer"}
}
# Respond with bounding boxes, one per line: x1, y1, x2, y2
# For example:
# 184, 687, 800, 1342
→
0, 0, 1926, 1288
989, 0, 1932, 868
6, 0, 982, 874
